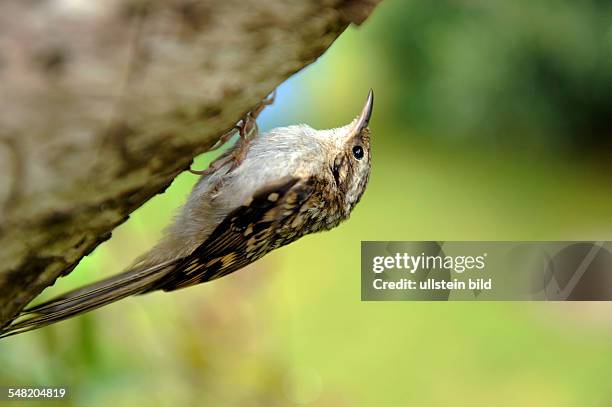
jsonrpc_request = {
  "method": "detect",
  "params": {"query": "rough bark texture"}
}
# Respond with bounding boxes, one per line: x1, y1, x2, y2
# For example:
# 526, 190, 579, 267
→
0, 0, 381, 327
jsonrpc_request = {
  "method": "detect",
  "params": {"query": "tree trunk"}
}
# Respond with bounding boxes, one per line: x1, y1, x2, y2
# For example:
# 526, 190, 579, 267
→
0, 0, 381, 327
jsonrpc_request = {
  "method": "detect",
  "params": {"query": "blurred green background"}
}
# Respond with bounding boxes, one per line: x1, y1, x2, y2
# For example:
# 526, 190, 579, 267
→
2, 1, 612, 405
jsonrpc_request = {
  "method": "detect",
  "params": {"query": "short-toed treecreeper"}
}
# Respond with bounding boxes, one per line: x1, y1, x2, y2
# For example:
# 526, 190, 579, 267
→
1, 90, 374, 338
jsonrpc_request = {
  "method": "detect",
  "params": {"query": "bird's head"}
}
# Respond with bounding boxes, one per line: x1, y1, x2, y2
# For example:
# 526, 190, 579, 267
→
319, 90, 374, 216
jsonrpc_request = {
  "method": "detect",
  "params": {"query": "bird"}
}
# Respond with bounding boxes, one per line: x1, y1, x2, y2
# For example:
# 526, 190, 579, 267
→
0, 90, 374, 338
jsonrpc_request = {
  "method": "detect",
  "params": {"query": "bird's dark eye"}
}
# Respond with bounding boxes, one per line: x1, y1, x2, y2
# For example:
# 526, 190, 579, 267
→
352, 145, 364, 160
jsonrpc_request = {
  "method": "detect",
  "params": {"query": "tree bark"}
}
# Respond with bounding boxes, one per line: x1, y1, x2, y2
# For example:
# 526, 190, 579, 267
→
0, 0, 381, 327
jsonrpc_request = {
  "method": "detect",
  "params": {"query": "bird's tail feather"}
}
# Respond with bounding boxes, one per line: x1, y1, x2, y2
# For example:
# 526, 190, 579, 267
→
0, 259, 178, 339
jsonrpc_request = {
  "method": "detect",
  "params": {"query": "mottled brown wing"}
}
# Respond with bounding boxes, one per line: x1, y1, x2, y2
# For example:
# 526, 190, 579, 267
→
149, 175, 315, 292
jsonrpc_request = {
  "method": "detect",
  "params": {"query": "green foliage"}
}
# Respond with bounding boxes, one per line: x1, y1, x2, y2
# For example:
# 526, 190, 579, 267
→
374, 0, 612, 152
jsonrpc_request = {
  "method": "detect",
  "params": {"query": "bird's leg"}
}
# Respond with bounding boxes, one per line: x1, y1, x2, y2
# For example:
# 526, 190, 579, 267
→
227, 90, 276, 170
250, 90, 276, 119
227, 114, 257, 170
187, 150, 232, 176
189, 91, 276, 175
188, 125, 239, 175
188, 117, 254, 176
208, 125, 240, 152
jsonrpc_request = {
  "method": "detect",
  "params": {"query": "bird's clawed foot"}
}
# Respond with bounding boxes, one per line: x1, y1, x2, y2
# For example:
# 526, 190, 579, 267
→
189, 91, 276, 176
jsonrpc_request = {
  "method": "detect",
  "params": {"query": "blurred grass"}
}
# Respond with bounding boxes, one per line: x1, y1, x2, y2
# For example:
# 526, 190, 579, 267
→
2, 1, 612, 406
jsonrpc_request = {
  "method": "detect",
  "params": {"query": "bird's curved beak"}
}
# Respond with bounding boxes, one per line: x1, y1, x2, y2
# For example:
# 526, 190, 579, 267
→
353, 89, 374, 133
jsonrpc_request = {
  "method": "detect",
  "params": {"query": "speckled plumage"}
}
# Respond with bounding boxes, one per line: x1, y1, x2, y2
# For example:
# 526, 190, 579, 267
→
1, 91, 374, 338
